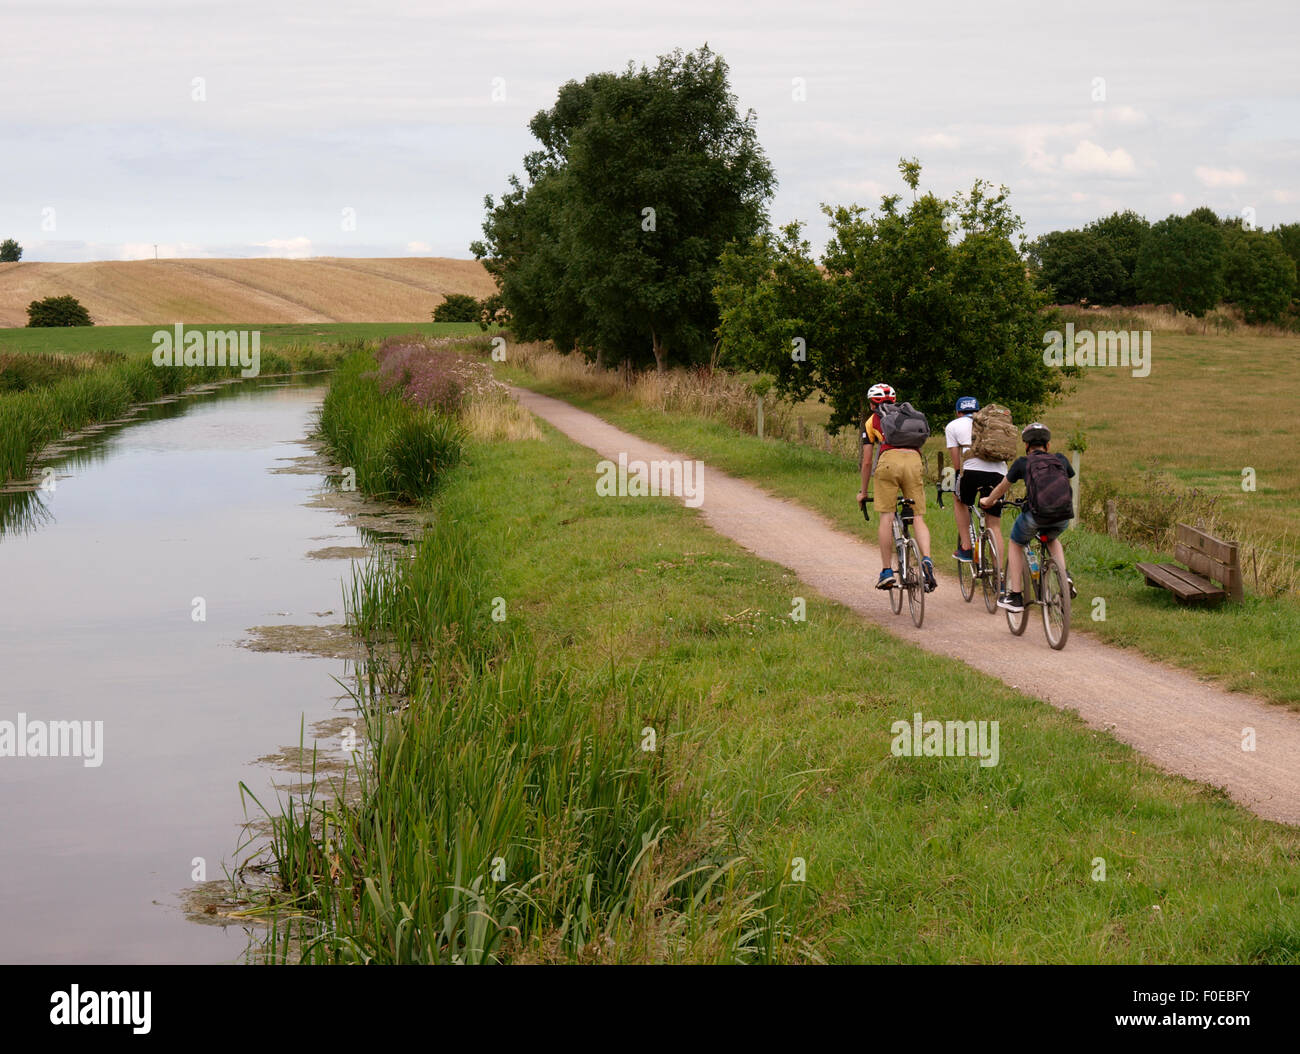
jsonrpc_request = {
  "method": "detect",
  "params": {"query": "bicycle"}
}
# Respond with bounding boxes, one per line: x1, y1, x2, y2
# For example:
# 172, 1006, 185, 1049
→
1000, 497, 1070, 650
941, 479, 1002, 613
862, 494, 925, 628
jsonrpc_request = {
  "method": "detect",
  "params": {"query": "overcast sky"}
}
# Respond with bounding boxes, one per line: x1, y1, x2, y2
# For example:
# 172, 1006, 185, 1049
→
2, 0, 1297, 262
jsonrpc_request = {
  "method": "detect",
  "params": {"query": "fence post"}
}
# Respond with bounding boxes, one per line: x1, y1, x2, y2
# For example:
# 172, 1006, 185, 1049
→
1106, 499, 1119, 539
798, 416, 806, 442
756, 395, 765, 439
1070, 450, 1081, 520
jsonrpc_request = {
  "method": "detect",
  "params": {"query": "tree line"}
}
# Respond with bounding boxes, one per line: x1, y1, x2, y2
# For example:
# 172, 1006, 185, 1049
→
1027, 209, 1299, 323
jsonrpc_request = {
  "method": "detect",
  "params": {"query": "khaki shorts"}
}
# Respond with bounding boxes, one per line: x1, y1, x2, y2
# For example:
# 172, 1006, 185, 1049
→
873, 448, 926, 515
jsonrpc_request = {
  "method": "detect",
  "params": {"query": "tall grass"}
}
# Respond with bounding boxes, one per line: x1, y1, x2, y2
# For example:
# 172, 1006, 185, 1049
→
257, 480, 809, 963
316, 350, 464, 503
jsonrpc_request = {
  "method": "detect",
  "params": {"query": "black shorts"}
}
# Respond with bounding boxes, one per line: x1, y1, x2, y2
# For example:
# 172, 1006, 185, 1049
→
958, 469, 1006, 515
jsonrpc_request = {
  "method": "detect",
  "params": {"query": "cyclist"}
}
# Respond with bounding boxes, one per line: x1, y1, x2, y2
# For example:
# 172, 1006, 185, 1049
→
943, 395, 1007, 564
857, 382, 937, 592
979, 422, 1072, 613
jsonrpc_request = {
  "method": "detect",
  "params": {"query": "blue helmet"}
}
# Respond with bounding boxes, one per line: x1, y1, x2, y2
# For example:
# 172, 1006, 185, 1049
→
956, 395, 979, 414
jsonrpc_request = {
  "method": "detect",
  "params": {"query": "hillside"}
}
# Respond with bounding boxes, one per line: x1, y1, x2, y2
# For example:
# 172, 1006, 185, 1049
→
0, 257, 495, 327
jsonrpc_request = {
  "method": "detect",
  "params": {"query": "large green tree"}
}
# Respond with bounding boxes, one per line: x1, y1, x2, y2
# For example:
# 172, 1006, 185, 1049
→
473, 46, 775, 370
0, 238, 21, 263
1027, 228, 1125, 304
1222, 230, 1297, 324
715, 162, 1061, 432
1135, 215, 1225, 317
1085, 210, 1150, 303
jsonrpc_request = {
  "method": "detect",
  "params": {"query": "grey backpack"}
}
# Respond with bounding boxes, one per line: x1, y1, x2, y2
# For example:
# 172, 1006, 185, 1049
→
879, 402, 930, 448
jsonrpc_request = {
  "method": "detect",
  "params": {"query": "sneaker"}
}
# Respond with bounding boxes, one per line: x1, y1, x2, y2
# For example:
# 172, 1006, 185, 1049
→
997, 591, 1025, 612
1067, 575, 1078, 599
922, 558, 938, 593
876, 568, 896, 590
953, 547, 974, 563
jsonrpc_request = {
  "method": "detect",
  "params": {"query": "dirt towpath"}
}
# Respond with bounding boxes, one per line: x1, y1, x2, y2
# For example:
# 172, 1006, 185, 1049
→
513, 386, 1300, 827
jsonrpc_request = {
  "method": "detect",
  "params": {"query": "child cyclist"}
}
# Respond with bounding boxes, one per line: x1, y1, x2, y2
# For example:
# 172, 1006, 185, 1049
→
980, 422, 1073, 613
857, 382, 938, 593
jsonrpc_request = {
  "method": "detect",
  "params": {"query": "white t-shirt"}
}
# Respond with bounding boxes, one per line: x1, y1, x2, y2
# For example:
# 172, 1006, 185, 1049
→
944, 414, 1007, 475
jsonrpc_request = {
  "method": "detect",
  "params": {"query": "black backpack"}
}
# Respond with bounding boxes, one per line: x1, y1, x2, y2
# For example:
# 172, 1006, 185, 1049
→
878, 402, 930, 449
1023, 451, 1073, 522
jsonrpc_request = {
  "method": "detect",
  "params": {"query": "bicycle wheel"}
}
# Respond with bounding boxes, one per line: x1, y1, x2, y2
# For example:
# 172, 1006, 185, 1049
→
1003, 558, 1028, 635
1041, 558, 1071, 650
980, 529, 1001, 613
906, 538, 925, 628
890, 544, 904, 614
958, 543, 975, 602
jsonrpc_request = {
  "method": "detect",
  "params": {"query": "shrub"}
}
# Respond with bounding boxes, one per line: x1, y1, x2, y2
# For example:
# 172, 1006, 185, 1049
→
432, 293, 480, 323
27, 295, 93, 327
0, 238, 21, 263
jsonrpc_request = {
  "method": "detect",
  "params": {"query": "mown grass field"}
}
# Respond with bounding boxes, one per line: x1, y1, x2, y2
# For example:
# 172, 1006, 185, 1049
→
0, 257, 495, 327
503, 366, 1300, 708
346, 395, 1300, 961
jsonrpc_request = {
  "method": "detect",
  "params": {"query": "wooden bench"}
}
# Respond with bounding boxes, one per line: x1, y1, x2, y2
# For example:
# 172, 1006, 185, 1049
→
1136, 523, 1243, 604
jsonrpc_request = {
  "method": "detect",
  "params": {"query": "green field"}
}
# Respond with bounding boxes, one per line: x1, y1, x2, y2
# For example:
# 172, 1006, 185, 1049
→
268, 343, 1300, 962
0, 321, 488, 357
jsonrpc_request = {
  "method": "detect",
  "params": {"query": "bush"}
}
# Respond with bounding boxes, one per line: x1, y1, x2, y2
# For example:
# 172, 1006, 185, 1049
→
432, 293, 480, 323
0, 238, 21, 263
27, 295, 92, 327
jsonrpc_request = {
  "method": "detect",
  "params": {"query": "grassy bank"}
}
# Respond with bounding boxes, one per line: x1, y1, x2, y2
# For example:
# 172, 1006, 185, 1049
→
262, 344, 810, 962
0, 341, 349, 486
270, 346, 1300, 961
499, 355, 1300, 708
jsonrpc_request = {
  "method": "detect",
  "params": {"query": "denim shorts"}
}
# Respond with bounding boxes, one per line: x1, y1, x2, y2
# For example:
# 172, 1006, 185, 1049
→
1010, 508, 1070, 545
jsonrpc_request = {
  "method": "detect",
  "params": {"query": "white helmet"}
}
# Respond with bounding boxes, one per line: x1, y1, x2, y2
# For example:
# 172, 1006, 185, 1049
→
868, 383, 896, 404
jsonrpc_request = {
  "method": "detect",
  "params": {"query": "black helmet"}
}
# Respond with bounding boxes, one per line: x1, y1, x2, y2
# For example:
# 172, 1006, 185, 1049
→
1021, 422, 1051, 446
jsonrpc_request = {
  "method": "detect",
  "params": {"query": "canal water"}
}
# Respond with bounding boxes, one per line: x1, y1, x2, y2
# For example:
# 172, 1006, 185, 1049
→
0, 379, 366, 963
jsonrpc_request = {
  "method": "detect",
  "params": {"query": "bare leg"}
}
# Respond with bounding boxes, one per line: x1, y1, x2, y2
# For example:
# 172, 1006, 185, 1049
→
954, 499, 971, 550
913, 516, 932, 559
878, 512, 894, 569
985, 514, 1003, 567
1006, 542, 1026, 593
1048, 537, 1067, 575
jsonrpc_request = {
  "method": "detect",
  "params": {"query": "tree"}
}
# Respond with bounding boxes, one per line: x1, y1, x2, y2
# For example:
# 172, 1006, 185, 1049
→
1186, 205, 1222, 228
26, 294, 92, 327
474, 45, 775, 370
1272, 222, 1300, 277
1027, 229, 1125, 304
1085, 210, 1149, 303
1223, 231, 1297, 324
715, 162, 1061, 432
0, 239, 21, 262
432, 293, 481, 323
1135, 215, 1225, 317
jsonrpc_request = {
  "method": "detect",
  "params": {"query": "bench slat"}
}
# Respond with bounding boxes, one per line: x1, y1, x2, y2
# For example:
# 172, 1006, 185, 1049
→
1135, 562, 1226, 603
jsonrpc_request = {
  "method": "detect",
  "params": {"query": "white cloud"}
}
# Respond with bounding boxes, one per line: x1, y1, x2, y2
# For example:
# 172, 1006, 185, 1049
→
1171, 192, 1187, 207
915, 131, 960, 151
1108, 105, 1148, 126
1272, 189, 1297, 204
406, 240, 433, 253
253, 237, 312, 258
1195, 165, 1247, 187
1062, 140, 1137, 176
